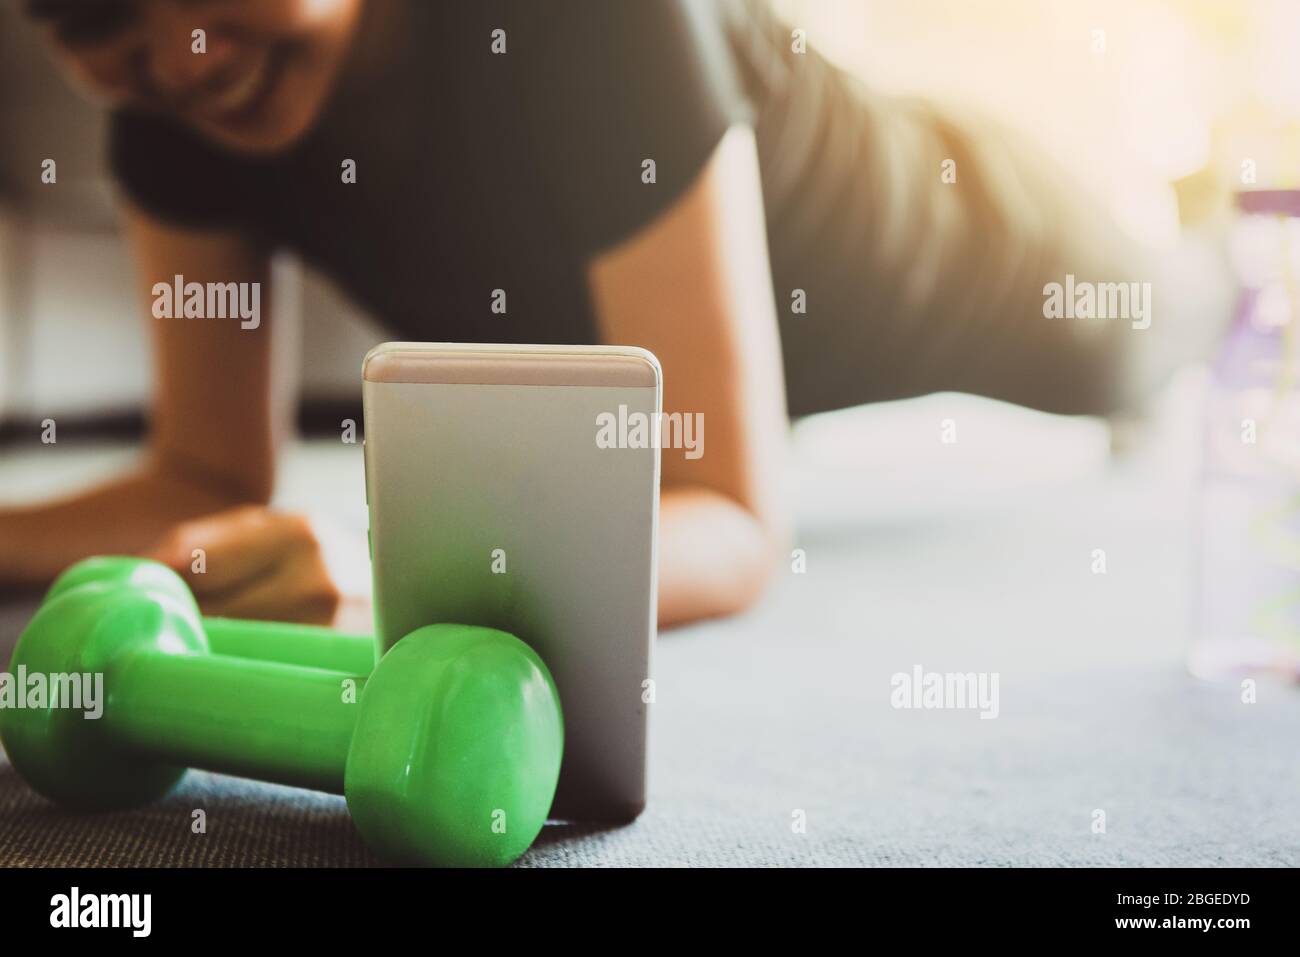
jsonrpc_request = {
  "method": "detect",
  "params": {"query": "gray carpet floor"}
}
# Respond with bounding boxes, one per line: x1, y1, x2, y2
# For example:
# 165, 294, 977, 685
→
3, 395, 1298, 867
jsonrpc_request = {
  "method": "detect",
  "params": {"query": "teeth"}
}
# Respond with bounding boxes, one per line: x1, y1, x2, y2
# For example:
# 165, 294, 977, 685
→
208, 55, 269, 115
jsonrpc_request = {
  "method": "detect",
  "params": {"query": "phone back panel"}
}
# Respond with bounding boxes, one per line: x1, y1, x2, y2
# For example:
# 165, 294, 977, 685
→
362, 343, 660, 821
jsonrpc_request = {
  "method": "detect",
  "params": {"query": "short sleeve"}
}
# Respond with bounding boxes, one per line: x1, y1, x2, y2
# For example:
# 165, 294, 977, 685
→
507, 0, 755, 255
108, 110, 251, 228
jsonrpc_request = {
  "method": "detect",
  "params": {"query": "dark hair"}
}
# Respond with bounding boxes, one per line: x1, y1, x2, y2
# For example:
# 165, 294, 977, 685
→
25, 0, 138, 45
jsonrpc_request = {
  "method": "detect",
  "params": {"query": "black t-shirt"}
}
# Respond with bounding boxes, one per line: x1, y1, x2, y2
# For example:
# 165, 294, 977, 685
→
111, 0, 862, 413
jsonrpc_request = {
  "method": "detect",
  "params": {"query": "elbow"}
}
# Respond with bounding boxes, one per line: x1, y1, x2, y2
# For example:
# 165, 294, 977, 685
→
718, 515, 790, 619
657, 484, 791, 627
714, 494, 791, 616
754, 507, 793, 599
722, 544, 780, 618
733, 541, 784, 617
678, 507, 790, 625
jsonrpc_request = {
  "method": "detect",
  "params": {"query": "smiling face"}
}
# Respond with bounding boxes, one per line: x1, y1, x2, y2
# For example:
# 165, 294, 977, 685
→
26, 0, 364, 154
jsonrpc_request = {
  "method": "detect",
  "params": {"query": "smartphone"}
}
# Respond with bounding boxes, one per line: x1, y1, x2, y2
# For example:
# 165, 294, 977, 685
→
362, 342, 661, 822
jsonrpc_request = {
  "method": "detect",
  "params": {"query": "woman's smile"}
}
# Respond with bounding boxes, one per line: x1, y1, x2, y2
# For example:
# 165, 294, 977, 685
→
32, 0, 365, 153
187, 44, 288, 133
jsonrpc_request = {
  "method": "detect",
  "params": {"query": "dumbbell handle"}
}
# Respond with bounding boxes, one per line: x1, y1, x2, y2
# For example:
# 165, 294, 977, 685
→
202, 617, 376, 674
109, 649, 364, 794
42, 555, 379, 675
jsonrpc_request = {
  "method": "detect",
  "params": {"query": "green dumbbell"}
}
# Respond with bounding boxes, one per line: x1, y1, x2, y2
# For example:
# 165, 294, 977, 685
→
42, 556, 380, 673
0, 557, 564, 867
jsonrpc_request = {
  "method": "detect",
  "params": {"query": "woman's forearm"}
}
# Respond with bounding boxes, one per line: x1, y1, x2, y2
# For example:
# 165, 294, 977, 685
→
657, 485, 786, 628
0, 211, 280, 591
0, 460, 264, 588
3, 470, 781, 622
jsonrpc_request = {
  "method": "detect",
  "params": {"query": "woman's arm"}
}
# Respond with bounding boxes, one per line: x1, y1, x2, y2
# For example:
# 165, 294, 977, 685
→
587, 125, 791, 628
0, 206, 278, 586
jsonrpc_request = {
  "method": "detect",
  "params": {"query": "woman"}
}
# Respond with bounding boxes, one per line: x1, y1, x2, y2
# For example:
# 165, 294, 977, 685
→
3, 0, 1154, 626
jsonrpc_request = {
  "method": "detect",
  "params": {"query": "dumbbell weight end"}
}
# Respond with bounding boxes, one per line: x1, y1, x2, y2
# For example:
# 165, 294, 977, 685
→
47, 556, 377, 673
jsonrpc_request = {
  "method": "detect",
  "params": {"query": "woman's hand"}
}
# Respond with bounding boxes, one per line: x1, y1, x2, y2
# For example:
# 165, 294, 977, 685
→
146, 505, 371, 630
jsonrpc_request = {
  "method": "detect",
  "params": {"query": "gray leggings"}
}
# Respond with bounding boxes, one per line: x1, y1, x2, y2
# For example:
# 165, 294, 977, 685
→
755, 80, 1233, 419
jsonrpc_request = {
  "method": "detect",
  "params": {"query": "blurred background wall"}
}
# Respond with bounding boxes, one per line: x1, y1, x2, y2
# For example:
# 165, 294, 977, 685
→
1, 0, 1297, 434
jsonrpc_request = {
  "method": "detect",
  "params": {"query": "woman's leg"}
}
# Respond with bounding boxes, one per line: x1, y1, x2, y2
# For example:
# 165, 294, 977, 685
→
759, 81, 1233, 418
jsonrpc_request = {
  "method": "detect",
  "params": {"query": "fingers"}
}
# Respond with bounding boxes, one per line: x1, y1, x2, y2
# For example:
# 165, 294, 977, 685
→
147, 505, 284, 594
145, 506, 341, 624
199, 544, 341, 625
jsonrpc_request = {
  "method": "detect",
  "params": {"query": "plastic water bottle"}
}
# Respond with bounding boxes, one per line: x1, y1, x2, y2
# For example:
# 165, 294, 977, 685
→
1191, 190, 1300, 681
